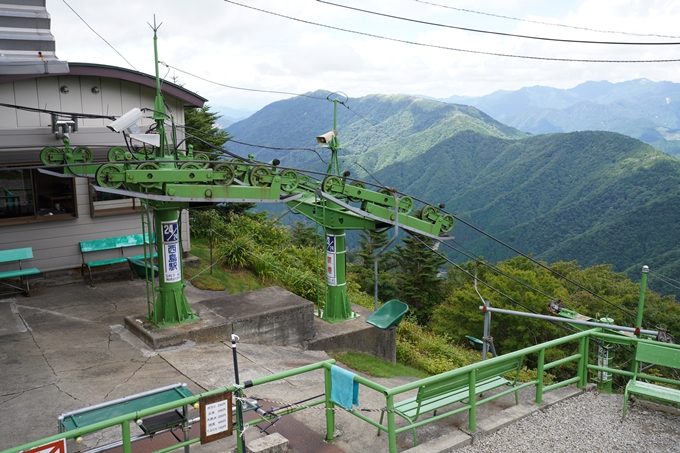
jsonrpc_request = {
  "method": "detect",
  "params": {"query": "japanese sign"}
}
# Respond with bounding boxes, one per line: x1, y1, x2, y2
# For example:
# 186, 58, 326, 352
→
161, 220, 181, 283
326, 235, 337, 286
200, 391, 232, 443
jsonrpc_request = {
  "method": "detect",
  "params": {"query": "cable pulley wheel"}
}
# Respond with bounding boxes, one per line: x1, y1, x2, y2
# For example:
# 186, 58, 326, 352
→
213, 163, 235, 186
322, 175, 343, 196
71, 146, 93, 163
194, 153, 210, 168
280, 169, 300, 192
180, 162, 202, 184
249, 166, 271, 187
347, 181, 365, 202
137, 162, 160, 188
440, 214, 455, 232
421, 205, 437, 221
40, 147, 65, 166
95, 163, 123, 189
398, 196, 414, 215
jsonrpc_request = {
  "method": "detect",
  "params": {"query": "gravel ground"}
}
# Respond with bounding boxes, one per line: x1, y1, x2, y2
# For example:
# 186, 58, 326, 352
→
458, 390, 680, 453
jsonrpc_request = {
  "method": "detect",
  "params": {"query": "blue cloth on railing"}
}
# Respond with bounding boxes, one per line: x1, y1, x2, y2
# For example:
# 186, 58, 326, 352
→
331, 365, 359, 410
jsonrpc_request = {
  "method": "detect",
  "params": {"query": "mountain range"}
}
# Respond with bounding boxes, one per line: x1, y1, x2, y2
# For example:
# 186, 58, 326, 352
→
226, 91, 680, 299
437, 79, 680, 157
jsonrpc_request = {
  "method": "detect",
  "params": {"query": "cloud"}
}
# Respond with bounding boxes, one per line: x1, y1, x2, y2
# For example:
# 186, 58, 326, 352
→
47, 0, 680, 110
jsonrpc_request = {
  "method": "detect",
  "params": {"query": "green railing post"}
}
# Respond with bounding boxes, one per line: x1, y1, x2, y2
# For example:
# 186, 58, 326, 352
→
636, 265, 649, 332
468, 369, 476, 431
386, 394, 397, 453
536, 348, 545, 404
324, 366, 335, 443
122, 421, 131, 453
578, 335, 587, 389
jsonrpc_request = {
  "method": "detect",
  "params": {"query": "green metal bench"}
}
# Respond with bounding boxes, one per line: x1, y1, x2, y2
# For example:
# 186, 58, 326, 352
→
379, 354, 524, 446
80, 234, 156, 286
58, 383, 194, 435
0, 247, 40, 296
623, 340, 680, 420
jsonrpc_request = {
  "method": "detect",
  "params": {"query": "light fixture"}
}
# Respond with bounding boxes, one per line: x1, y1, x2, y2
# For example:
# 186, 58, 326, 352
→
60, 85, 69, 94
91, 86, 100, 94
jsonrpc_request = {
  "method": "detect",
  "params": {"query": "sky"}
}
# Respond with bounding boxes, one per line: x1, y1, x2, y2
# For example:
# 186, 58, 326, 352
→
48, 0, 680, 115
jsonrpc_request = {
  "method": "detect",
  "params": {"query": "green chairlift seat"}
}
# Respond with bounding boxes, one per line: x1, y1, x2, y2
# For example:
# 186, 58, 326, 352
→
465, 335, 484, 351
366, 300, 409, 330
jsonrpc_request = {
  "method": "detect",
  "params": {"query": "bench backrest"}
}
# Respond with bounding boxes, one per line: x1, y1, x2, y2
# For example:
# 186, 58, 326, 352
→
417, 355, 524, 403
0, 247, 33, 264
634, 341, 680, 373
80, 234, 151, 253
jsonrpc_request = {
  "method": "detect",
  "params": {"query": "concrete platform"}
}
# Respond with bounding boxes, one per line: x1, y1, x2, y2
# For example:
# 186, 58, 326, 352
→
124, 286, 316, 350
125, 285, 397, 362
1, 279, 588, 453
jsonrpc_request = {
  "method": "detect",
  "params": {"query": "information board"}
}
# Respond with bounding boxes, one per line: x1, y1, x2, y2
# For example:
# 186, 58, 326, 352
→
200, 391, 232, 444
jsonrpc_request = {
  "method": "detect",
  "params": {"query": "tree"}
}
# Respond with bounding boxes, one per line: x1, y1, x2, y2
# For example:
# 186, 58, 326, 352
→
394, 233, 447, 323
185, 105, 253, 221
349, 229, 399, 303
184, 105, 231, 152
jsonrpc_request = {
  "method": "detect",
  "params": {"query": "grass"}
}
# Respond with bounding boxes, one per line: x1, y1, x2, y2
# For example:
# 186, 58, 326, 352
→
330, 351, 429, 379
185, 237, 265, 293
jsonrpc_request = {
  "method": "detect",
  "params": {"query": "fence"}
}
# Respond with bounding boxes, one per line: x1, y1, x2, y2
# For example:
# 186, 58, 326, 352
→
4, 329, 680, 453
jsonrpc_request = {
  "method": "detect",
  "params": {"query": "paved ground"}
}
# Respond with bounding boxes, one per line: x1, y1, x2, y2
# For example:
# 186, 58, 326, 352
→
1, 279, 585, 453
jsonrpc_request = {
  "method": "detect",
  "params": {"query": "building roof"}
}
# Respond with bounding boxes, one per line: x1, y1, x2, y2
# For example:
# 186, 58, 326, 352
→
0, 0, 69, 75
0, 62, 207, 108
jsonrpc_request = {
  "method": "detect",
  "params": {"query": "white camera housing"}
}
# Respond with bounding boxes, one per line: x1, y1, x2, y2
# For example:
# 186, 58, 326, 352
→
316, 130, 337, 145
107, 108, 143, 133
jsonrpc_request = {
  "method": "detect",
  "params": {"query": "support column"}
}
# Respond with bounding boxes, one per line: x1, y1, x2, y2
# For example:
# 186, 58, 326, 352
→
323, 229, 352, 322
151, 206, 198, 326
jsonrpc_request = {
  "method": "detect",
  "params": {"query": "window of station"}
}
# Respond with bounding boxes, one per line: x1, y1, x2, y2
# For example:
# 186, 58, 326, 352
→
89, 185, 140, 217
0, 169, 77, 224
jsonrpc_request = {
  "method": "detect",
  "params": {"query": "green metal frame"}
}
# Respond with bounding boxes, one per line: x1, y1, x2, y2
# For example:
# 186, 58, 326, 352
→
37, 30, 454, 326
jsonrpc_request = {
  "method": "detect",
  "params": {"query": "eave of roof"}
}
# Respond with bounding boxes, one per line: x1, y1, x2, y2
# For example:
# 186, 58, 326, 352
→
0, 62, 207, 108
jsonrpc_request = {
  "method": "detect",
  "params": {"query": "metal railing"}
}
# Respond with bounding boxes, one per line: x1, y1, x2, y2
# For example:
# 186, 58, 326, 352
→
6, 330, 680, 453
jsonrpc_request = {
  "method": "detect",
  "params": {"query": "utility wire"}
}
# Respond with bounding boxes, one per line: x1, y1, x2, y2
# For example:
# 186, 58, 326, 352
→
224, 0, 680, 63
318, 1, 680, 46
413, 0, 680, 40
406, 231, 577, 334
160, 62, 331, 100
62, 0, 139, 71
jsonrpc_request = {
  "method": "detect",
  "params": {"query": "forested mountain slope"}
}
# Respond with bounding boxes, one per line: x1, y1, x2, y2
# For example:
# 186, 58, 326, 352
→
226, 93, 680, 297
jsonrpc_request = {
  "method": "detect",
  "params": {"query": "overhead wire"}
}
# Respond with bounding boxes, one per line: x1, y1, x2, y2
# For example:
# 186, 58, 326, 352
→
405, 230, 578, 334
413, 0, 680, 40
160, 62, 331, 100
318, 1, 680, 46
223, 0, 680, 63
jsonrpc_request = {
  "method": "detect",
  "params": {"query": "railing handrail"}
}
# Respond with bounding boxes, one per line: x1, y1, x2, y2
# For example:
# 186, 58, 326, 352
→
384, 329, 593, 397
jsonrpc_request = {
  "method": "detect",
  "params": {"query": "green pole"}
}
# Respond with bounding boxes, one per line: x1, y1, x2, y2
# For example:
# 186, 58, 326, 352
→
122, 421, 131, 453
150, 205, 198, 326
636, 265, 649, 333
324, 366, 335, 443
323, 228, 352, 322
536, 348, 545, 404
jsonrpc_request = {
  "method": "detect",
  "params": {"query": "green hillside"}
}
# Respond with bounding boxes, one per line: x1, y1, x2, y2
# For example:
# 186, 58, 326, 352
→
227, 91, 525, 173
370, 130, 680, 295
226, 93, 680, 298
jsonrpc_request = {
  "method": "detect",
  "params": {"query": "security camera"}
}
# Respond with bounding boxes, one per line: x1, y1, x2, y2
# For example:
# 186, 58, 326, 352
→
316, 130, 337, 145
107, 108, 143, 133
